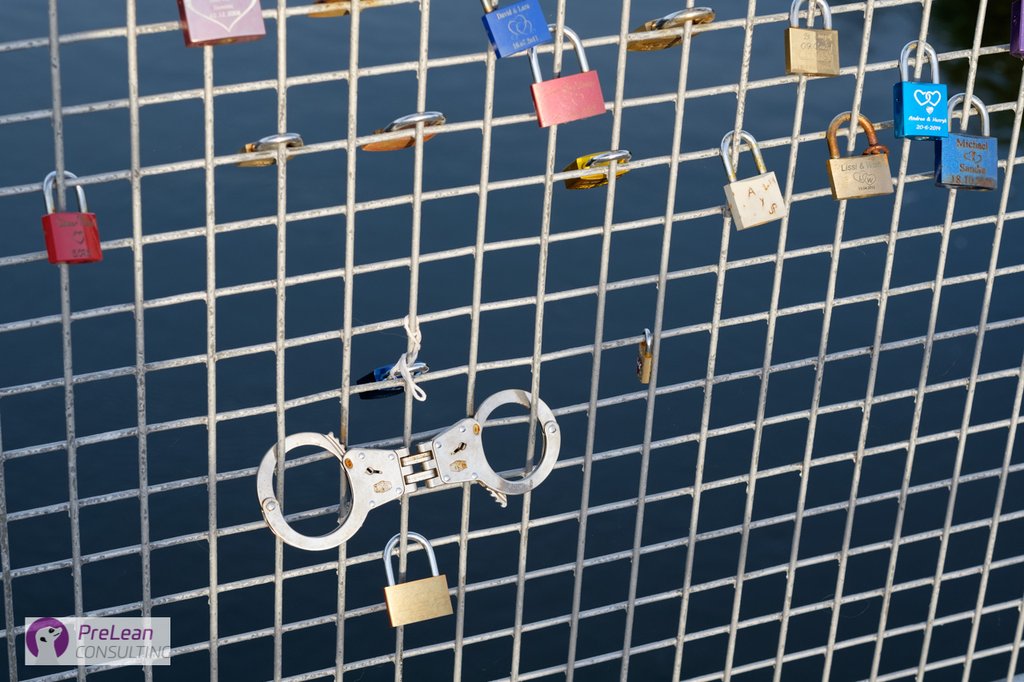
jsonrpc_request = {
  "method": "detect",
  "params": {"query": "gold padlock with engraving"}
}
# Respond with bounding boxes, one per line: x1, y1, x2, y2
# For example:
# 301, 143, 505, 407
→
785, 0, 840, 77
382, 532, 453, 628
563, 150, 631, 190
825, 112, 894, 201
628, 8, 715, 52
636, 328, 653, 384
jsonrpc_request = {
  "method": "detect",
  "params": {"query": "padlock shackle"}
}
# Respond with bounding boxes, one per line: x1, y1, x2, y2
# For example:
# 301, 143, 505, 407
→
42, 170, 88, 215
898, 40, 940, 84
720, 130, 768, 183
384, 531, 440, 587
643, 328, 653, 348
653, 7, 716, 31
384, 111, 446, 133
529, 25, 589, 84
948, 93, 990, 136
789, 0, 833, 30
826, 112, 881, 159
480, 0, 498, 12
252, 132, 304, 152
583, 149, 631, 168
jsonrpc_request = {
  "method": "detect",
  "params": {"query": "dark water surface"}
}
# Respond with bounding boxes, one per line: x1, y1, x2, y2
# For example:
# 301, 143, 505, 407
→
1, 1, 1024, 681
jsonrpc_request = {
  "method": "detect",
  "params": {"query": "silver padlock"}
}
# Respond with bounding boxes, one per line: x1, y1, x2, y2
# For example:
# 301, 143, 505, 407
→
720, 131, 787, 230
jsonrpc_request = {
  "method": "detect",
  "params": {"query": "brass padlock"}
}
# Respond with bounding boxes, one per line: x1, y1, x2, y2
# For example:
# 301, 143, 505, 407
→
825, 112, 894, 201
720, 131, 787, 230
636, 328, 653, 384
628, 7, 715, 52
362, 112, 446, 152
382, 532, 453, 628
562, 150, 631, 190
237, 133, 304, 168
785, 0, 840, 77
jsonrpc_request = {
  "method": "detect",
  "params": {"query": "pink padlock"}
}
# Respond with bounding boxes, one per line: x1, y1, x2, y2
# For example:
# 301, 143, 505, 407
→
177, 0, 266, 47
528, 25, 606, 128
1013, 0, 1024, 59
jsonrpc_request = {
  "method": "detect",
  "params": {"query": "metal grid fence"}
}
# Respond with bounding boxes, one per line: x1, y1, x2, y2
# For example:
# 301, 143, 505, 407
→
1, 0, 1024, 680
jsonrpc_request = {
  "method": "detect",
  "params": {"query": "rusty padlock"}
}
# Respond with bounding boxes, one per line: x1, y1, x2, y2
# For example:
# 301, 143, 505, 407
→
528, 25, 606, 128
628, 7, 715, 52
177, 0, 266, 47
382, 532, 453, 628
825, 112, 894, 201
40, 171, 102, 265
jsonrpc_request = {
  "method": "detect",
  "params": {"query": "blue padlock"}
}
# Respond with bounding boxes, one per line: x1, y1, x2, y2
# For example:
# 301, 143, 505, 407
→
481, 0, 552, 59
357, 362, 429, 400
935, 93, 998, 192
893, 40, 948, 140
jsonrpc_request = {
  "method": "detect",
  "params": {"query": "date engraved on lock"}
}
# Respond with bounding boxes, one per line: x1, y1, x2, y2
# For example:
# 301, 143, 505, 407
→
185, 0, 259, 31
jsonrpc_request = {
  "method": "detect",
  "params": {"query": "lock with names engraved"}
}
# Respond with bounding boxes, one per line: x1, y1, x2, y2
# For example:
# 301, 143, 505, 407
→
481, 0, 551, 58
893, 41, 948, 140
628, 7, 715, 52
563, 150, 631, 190
177, 0, 265, 47
1014, 1, 1024, 58
40, 171, 102, 265
528, 25, 606, 128
825, 112, 894, 201
935, 94, 998, 191
636, 328, 653, 384
784, 0, 840, 77
720, 131, 787, 230
382, 532, 453, 627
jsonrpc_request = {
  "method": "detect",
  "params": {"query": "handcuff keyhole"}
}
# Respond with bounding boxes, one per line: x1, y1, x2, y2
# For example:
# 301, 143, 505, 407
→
452, 442, 467, 455
366, 466, 382, 475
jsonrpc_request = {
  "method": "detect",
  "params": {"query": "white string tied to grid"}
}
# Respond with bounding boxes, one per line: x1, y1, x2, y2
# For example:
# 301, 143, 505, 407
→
387, 316, 427, 402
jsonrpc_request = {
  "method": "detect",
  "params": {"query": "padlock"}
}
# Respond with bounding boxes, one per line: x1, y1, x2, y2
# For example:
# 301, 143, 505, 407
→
562, 150, 631, 190
893, 41, 949, 140
720, 131, 787, 230
356, 362, 429, 399
825, 112, 894, 201
40, 171, 102, 265
1014, 1, 1024, 59
784, 0, 840, 77
636, 328, 653, 384
361, 112, 446, 152
481, 0, 552, 59
628, 7, 715, 52
237, 133, 305, 167
177, 0, 265, 47
308, 0, 378, 18
935, 94, 998, 191
382, 532, 453, 628
528, 26, 606, 128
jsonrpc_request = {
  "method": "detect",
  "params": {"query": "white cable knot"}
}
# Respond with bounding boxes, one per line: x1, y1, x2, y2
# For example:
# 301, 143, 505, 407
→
387, 316, 427, 402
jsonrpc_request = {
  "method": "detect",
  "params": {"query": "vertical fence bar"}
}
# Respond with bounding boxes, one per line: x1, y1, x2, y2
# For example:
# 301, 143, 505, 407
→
46, 2, 85, 680
0, 421, 16, 681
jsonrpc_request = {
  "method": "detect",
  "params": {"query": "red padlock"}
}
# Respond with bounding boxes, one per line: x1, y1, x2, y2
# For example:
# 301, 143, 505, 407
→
40, 171, 102, 265
528, 25, 606, 128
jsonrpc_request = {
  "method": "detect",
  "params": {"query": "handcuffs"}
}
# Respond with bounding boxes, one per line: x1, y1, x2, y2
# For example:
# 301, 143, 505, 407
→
256, 389, 561, 551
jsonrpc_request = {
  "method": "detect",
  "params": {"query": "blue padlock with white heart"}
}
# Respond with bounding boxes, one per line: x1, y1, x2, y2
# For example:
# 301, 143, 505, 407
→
935, 93, 998, 191
481, 0, 552, 59
893, 40, 948, 140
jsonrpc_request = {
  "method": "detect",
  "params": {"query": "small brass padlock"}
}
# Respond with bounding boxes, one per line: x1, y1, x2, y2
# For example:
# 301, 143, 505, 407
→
562, 150, 631, 190
362, 112, 446, 152
636, 328, 653, 384
720, 131, 787, 230
628, 7, 715, 52
237, 133, 305, 168
825, 112, 894, 201
784, 0, 840, 77
382, 532, 453, 628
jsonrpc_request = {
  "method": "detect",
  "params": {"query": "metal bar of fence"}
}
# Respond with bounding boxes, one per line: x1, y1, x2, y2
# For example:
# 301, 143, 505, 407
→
2, 1, 1023, 680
